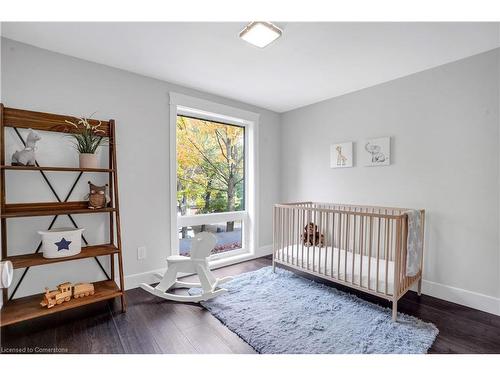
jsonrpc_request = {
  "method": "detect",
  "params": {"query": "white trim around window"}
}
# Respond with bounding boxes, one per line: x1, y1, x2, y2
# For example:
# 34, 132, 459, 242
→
169, 92, 260, 261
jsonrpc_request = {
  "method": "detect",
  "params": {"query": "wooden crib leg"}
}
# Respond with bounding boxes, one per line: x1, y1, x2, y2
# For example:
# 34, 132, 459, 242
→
392, 299, 398, 322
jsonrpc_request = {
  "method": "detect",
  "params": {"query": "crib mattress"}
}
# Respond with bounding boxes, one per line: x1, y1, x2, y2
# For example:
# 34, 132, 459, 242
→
276, 245, 395, 295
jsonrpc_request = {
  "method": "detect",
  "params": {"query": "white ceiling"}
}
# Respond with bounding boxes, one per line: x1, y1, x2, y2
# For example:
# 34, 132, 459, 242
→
2, 22, 499, 113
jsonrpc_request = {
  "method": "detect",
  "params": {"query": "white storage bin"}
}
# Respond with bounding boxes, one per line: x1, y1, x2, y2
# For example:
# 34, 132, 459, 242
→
38, 227, 85, 259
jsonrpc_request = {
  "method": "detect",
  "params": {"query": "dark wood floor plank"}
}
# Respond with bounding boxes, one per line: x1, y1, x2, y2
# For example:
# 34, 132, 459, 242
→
53, 302, 123, 354
123, 288, 197, 354
181, 323, 235, 354
1, 256, 499, 354
111, 289, 193, 354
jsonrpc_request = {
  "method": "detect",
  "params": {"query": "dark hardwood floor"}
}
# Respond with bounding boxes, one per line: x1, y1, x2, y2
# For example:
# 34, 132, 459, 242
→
1, 256, 499, 354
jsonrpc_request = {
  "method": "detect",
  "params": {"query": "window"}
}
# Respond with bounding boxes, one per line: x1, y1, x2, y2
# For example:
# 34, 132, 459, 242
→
169, 93, 259, 262
176, 116, 245, 256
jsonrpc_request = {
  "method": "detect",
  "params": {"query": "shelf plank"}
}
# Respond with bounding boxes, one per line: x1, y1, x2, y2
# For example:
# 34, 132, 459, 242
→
2, 201, 115, 218
0, 280, 122, 327
3, 107, 111, 136
5, 245, 119, 269
1, 165, 114, 173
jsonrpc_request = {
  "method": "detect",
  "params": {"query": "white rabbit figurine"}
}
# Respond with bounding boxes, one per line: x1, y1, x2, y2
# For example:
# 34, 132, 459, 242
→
11, 129, 41, 166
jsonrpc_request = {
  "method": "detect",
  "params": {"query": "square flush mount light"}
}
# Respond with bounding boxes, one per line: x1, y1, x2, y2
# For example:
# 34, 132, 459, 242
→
239, 22, 282, 48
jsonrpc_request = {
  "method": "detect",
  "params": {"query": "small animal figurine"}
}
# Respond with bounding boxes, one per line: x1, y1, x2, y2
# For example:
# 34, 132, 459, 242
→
11, 129, 41, 166
87, 181, 110, 209
302, 222, 325, 247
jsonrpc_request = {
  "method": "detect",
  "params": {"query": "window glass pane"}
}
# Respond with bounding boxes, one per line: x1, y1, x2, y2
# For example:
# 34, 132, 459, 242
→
178, 221, 243, 256
176, 115, 245, 217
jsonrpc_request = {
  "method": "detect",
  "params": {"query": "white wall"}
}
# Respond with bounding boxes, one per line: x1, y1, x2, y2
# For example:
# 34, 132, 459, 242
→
281, 49, 500, 315
0, 38, 281, 297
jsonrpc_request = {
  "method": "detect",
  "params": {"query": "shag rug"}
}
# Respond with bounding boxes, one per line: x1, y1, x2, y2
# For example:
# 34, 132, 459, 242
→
190, 267, 438, 354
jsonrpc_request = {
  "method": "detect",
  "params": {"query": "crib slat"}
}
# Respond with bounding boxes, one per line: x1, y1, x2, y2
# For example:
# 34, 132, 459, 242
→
273, 207, 277, 264
301, 209, 305, 268
337, 212, 342, 279
359, 215, 364, 287
368, 215, 372, 290
325, 211, 329, 274
291, 207, 295, 266
376, 217, 381, 293
345, 213, 349, 283
306, 209, 311, 271
331, 212, 335, 279
318, 210, 322, 274
385, 214, 390, 296
282, 207, 286, 263
313, 210, 317, 272
285, 206, 289, 264
352, 212, 356, 284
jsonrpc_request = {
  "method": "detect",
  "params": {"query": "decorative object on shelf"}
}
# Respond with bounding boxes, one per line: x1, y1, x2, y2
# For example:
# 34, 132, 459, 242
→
73, 282, 95, 298
364, 137, 391, 166
11, 129, 41, 166
140, 232, 233, 302
0, 260, 13, 309
65, 115, 108, 169
38, 227, 85, 259
330, 141, 353, 168
301, 222, 325, 247
40, 282, 95, 309
87, 181, 110, 209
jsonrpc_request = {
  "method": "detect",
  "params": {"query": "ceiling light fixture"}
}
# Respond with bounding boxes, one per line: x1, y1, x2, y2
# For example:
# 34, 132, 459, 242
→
239, 22, 282, 48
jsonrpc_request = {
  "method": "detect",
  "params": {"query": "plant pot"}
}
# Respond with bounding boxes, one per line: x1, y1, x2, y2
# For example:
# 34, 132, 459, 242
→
79, 153, 98, 169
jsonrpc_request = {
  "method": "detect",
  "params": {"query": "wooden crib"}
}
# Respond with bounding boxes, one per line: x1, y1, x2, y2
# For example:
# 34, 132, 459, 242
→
272, 202, 425, 321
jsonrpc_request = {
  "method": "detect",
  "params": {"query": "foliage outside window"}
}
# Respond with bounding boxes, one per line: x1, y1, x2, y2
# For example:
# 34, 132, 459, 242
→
176, 115, 245, 235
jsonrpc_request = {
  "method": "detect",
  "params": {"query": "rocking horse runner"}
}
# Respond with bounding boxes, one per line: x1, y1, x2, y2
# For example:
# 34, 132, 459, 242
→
140, 232, 233, 302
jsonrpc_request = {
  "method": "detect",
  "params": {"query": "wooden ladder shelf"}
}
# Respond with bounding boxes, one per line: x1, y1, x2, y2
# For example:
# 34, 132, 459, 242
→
0, 104, 126, 327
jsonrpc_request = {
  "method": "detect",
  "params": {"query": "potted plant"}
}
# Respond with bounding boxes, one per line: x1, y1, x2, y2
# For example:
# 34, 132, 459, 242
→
65, 116, 107, 169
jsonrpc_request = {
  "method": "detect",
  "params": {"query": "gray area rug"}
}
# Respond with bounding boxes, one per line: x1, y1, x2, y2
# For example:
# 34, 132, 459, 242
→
190, 266, 438, 354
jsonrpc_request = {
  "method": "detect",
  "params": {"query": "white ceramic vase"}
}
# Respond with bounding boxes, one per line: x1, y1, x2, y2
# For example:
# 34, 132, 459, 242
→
79, 153, 98, 169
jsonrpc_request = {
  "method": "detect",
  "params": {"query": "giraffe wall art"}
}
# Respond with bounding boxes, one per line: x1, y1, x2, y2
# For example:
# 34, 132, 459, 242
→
330, 142, 353, 168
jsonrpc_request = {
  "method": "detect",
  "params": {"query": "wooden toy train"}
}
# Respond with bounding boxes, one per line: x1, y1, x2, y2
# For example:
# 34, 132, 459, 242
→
40, 282, 95, 309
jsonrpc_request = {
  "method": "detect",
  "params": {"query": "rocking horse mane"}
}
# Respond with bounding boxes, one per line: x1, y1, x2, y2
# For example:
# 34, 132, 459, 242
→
190, 232, 217, 259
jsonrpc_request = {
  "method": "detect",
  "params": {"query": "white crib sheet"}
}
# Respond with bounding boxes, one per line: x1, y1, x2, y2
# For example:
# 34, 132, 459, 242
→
276, 245, 395, 295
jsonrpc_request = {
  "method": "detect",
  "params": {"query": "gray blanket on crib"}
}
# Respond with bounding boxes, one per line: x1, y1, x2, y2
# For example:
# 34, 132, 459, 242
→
406, 210, 423, 277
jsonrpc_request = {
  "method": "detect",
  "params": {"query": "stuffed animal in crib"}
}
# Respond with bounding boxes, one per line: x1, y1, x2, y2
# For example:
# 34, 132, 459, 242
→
11, 129, 41, 166
87, 181, 110, 209
302, 222, 325, 247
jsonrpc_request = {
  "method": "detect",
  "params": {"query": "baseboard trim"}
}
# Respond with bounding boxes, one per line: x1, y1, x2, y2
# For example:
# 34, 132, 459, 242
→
421, 279, 500, 316
124, 244, 273, 291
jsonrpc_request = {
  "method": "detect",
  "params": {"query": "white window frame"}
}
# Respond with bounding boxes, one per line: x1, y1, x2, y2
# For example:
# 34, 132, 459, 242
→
169, 92, 259, 263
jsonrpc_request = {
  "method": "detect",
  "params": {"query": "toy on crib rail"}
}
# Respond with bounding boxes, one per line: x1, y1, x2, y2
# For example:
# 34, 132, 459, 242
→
11, 129, 41, 166
140, 232, 233, 303
302, 222, 325, 247
40, 282, 95, 309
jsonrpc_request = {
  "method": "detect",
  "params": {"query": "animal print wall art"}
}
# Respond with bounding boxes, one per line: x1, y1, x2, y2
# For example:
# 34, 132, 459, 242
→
330, 142, 353, 168
363, 137, 390, 166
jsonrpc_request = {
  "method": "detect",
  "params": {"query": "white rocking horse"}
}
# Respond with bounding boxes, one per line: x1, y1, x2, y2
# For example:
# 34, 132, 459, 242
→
140, 232, 233, 302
